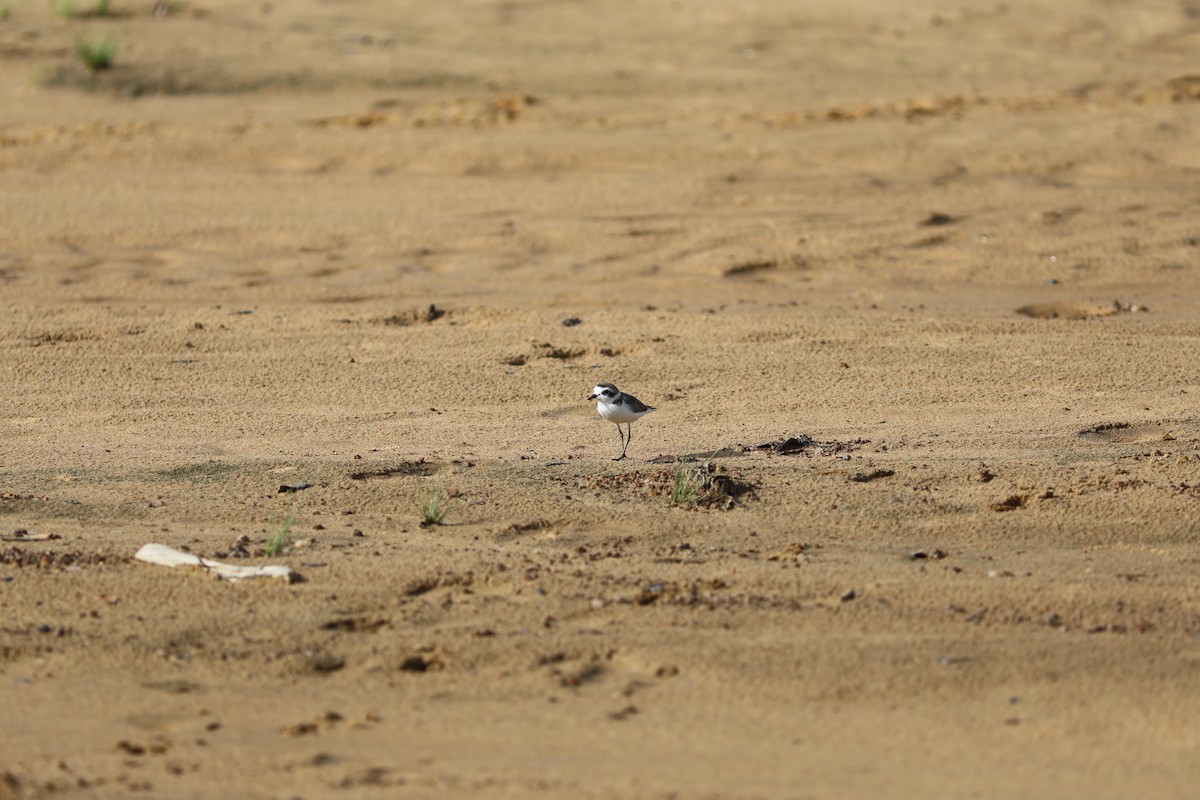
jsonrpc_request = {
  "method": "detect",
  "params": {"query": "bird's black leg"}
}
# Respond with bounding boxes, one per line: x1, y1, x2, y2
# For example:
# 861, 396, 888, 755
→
612, 423, 627, 461
615, 423, 631, 460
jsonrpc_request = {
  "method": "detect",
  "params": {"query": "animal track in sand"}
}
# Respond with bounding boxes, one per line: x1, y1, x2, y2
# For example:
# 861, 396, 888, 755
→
1077, 421, 1189, 445
349, 460, 440, 480
1016, 300, 1146, 319
502, 341, 633, 365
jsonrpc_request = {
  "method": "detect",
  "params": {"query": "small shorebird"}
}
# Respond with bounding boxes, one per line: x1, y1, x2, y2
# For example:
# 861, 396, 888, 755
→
589, 383, 655, 461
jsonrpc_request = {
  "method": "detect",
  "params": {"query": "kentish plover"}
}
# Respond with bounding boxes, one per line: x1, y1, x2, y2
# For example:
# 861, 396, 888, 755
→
589, 383, 655, 461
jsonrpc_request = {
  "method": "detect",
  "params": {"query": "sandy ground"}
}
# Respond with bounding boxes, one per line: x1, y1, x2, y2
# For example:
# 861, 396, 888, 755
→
3, 1, 1200, 797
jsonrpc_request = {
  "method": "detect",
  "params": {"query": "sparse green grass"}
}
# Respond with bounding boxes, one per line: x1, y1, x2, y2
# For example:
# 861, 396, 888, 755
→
265, 507, 297, 556
76, 32, 117, 70
52, 0, 112, 17
671, 459, 707, 507
420, 488, 449, 526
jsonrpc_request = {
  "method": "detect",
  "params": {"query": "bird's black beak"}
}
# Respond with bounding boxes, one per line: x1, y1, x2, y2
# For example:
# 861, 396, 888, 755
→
587, 393, 597, 400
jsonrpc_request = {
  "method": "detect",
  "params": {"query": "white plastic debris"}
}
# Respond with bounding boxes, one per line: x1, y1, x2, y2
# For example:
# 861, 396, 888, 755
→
134, 543, 300, 583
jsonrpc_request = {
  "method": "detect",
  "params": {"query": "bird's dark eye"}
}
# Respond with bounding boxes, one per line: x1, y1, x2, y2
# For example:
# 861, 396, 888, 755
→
602, 390, 615, 397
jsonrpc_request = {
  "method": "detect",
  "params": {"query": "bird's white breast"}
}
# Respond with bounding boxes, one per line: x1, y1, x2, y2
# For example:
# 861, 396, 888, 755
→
596, 399, 648, 424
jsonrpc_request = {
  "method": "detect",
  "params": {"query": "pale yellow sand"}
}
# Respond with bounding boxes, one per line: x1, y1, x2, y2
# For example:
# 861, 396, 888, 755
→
2, 1, 1200, 797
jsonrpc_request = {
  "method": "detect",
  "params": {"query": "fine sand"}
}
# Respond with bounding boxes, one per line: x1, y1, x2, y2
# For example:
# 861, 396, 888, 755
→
3, 1, 1200, 797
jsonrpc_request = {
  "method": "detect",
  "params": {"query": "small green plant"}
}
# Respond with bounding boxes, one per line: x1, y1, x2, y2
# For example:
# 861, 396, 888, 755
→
52, 0, 112, 16
76, 33, 117, 70
671, 459, 707, 507
419, 488, 449, 526
265, 507, 297, 556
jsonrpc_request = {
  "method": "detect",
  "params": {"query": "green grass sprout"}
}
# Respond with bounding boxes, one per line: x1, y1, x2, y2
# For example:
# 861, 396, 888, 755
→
53, 0, 113, 17
265, 506, 297, 556
671, 459, 707, 507
420, 488, 449, 526
76, 33, 117, 70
